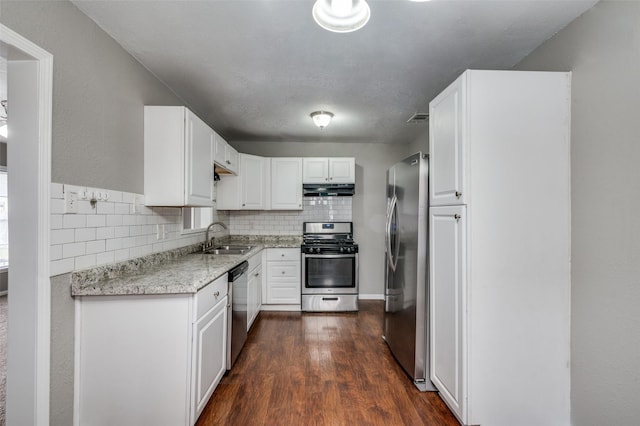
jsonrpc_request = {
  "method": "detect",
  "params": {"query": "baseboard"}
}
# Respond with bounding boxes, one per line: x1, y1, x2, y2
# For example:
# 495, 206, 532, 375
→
358, 294, 384, 300
260, 304, 301, 312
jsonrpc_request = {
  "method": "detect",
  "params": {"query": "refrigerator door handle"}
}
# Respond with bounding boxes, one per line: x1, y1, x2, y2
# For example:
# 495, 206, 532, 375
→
386, 195, 398, 272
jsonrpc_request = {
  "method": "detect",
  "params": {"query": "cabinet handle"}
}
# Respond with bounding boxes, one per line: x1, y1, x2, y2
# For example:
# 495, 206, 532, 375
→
299, 204, 302, 207
255, 273, 259, 277
242, 203, 246, 207
281, 271, 285, 274
281, 253, 285, 257
214, 291, 220, 297
455, 191, 462, 198
454, 214, 461, 221
226, 160, 231, 165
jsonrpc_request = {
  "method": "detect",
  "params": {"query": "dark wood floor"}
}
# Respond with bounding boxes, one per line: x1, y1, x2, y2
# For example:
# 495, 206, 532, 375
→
196, 300, 459, 426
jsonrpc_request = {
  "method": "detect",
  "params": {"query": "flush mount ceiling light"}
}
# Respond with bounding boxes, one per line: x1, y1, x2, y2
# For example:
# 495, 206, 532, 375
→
312, 0, 371, 33
310, 111, 334, 129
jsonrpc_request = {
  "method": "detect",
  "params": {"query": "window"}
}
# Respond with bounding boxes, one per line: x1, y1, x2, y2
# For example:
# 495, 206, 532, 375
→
182, 207, 213, 233
0, 167, 7, 268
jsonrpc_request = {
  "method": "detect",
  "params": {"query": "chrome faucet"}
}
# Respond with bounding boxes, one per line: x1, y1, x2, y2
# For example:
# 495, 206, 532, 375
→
203, 221, 228, 251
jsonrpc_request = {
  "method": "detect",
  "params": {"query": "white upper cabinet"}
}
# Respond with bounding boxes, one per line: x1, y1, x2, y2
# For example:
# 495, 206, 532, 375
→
213, 132, 239, 175
271, 158, 303, 210
302, 157, 355, 183
216, 153, 269, 210
144, 106, 214, 207
429, 75, 466, 206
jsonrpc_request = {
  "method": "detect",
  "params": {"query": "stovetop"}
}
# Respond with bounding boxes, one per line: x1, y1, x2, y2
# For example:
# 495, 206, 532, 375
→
301, 222, 358, 254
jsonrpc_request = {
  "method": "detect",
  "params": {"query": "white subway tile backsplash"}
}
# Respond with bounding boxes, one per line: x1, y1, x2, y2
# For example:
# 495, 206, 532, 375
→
75, 228, 96, 242
96, 251, 115, 266
51, 229, 75, 245
86, 215, 106, 228
105, 238, 123, 252
51, 214, 63, 230
50, 183, 64, 199
86, 240, 106, 255
63, 214, 86, 229
96, 202, 115, 215
50, 244, 62, 261
49, 182, 225, 276
106, 215, 123, 227
50, 199, 65, 215
113, 249, 130, 262
75, 254, 96, 270
63, 242, 85, 258
51, 258, 74, 276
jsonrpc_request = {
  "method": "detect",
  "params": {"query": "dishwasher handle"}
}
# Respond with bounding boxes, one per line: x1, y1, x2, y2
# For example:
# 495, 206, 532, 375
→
228, 261, 249, 282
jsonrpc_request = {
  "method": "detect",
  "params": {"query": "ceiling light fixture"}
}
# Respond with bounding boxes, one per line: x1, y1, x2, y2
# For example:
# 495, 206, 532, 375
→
312, 0, 371, 33
310, 111, 334, 129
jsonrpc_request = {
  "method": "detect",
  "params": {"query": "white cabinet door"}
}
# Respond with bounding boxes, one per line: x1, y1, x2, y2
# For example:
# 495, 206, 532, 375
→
216, 154, 268, 210
429, 74, 466, 206
144, 106, 214, 207
302, 157, 329, 183
328, 158, 355, 183
226, 145, 239, 175
271, 158, 303, 210
240, 154, 267, 209
192, 297, 228, 422
429, 205, 466, 422
213, 132, 239, 175
185, 110, 214, 206
247, 265, 262, 330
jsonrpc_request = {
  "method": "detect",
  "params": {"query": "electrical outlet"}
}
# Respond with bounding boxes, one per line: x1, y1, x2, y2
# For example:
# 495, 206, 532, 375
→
64, 191, 78, 214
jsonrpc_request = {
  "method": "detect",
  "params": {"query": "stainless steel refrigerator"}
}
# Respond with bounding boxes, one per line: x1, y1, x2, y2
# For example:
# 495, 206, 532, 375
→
383, 152, 436, 391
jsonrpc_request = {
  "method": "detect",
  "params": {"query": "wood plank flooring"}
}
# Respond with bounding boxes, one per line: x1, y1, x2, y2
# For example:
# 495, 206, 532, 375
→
196, 301, 459, 426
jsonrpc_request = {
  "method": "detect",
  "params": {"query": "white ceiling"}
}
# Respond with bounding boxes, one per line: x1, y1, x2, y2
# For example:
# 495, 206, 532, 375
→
72, 0, 598, 145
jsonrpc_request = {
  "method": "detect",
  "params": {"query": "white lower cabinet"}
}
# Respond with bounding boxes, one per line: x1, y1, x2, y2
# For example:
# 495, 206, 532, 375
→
75, 274, 229, 426
263, 248, 301, 309
247, 251, 263, 330
192, 294, 227, 420
429, 205, 466, 420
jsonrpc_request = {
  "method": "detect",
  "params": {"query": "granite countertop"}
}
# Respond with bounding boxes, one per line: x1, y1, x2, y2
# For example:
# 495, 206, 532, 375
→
71, 235, 302, 297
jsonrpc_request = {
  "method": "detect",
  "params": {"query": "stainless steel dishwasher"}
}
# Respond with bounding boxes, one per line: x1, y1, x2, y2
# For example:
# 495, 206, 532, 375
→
227, 261, 249, 369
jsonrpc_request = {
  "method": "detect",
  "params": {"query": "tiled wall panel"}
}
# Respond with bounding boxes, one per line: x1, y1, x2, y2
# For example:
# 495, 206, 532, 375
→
49, 183, 228, 276
229, 197, 352, 235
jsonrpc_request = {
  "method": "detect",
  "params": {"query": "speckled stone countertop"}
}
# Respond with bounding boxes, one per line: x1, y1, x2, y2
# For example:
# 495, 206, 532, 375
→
71, 235, 302, 296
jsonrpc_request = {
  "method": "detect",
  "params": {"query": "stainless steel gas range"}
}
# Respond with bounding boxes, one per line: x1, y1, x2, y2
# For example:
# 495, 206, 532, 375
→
301, 222, 359, 312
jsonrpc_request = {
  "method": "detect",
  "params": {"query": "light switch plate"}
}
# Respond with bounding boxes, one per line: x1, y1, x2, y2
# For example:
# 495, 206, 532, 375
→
64, 191, 78, 214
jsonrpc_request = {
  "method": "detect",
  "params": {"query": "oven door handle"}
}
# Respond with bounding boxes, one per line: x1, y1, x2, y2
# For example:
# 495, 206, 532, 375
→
386, 195, 398, 272
303, 254, 357, 259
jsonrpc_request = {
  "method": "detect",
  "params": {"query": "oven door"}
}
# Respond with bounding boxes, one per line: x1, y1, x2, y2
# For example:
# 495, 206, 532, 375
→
302, 253, 358, 295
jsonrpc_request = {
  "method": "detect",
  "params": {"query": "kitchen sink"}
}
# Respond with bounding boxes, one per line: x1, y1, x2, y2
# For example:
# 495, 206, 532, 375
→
203, 245, 254, 255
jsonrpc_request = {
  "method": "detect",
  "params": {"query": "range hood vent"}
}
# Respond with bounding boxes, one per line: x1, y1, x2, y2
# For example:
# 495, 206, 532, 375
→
303, 183, 355, 197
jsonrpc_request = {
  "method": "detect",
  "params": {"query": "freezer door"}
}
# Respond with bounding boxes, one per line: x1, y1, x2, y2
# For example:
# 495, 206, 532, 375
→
383, 153, 432, 388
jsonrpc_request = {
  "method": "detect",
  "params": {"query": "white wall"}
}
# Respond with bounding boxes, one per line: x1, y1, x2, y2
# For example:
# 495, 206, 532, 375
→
0, 1, 182, 194
232, 141, 418, 297
515, 2, 640, 424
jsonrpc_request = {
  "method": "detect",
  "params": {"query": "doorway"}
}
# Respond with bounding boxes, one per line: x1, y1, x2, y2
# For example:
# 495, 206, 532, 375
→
0, 24, 52, 426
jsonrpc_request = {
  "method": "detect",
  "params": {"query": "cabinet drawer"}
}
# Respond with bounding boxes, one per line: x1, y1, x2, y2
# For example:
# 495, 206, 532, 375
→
195, 273, 228, 320
267, 262, 300, 281
247, 250, 263, 273
267, 283, 301, 304
266, 248, 299, 261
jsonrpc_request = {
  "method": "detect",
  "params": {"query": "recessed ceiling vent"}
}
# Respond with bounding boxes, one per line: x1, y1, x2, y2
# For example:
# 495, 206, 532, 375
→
406, 112, 429, 124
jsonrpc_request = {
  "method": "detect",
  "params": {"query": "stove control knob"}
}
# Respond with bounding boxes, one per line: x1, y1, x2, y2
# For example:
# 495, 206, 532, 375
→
315, 248, 321, 254
340, 247, 345, 253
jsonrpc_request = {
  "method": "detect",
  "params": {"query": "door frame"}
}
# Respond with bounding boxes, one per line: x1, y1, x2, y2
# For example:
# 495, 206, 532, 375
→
1, 23, 52, 425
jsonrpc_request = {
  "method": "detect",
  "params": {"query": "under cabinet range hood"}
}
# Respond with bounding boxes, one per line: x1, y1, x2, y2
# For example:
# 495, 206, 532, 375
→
303, 183, 355, 197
